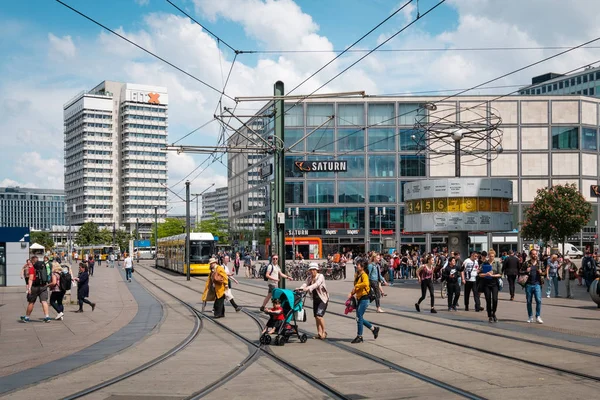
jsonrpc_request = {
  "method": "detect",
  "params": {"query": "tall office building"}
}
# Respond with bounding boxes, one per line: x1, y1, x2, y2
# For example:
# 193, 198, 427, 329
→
519, 66, 600, 97
201, 186, 229, 223
0, 187, 65, 230
63, 81, 168, 235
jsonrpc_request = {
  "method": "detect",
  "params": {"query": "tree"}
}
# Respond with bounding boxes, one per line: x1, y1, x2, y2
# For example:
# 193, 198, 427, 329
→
151, 218, 186, 245
99, 228, 113, 245
75, 222, 102, 246
196, 213, 229, 244
521, 184, 592, 250
30, 231, 55, 250
114, 229, 132, 253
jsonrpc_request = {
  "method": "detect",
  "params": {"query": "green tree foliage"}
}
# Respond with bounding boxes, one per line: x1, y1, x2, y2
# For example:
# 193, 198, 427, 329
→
196, 213, 229, 244
151, 218, 186, 245
75, 222, 102, 246
30, 231, 55, 250
99, 228, 113, 245
114, 229, 132, 253
521, 184, 592, 246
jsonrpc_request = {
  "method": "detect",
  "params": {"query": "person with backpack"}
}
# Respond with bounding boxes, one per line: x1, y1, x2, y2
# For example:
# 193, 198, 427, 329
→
74, 263, 96, 313
20, 256, 52, 323
367, 253, 386, 313
49, 264, 69, 320
260, 254, 293, 311
582, 250, 597, 291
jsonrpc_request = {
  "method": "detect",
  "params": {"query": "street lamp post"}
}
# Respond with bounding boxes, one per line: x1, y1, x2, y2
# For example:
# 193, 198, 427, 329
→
288, 207, 299, 260
375, 207, 386, 253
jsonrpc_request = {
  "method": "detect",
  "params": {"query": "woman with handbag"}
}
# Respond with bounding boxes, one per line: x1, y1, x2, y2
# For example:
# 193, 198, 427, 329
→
347, 260, 380, 344
479, 251, 501, 323
561, 257, 576, 299
415, 255, 437, 313
210, 258, 228, 318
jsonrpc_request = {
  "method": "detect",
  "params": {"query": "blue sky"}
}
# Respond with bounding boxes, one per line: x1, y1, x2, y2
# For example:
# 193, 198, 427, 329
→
1, 0, 599, 213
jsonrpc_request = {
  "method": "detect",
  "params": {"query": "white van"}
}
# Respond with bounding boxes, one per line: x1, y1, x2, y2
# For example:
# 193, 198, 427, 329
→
557, 243, 583, 258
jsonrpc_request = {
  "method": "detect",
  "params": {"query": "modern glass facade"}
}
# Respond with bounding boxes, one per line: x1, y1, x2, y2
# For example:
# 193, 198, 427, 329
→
0, 187, 65, 230
229, 95, 600, 256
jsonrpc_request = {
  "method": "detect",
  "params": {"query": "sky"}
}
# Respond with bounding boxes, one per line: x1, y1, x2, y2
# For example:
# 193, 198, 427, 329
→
2, 0, 600, 214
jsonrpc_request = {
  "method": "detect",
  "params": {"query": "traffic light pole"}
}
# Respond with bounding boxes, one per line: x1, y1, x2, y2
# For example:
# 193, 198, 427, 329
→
154, 206, 158, 268
274, 81, 286, 288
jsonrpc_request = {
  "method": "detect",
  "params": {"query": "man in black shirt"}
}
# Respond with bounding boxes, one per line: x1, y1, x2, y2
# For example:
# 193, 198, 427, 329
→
502, 250, 520, 300
443, 257, 461, 311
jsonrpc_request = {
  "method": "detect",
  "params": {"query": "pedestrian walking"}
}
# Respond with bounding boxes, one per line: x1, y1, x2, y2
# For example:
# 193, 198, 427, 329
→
415, 255, 437, 313
21, 259, 33, 285
519, 249, 545, 324
20, 256, 51, 323
462, 251, 482, 312
108, 252, 115, 268
49, 264, 66, 320
260, 254, 293, 311
581, 250, 597, 291
545, 254, 560, 298
348, 260, 379, 344
97, 253, 102, 267
443, 257, 460, 311
234, 252, 241, 275
222, 256, 242, 312
502, 250, 520, 300
299, 263, 329, 340
367, 253, 386, 313
479, 251, 501, 323
211, 258, 228, 318
88, 255, 95, 277
244, 253, 252, 278
74, 263, 96, 313
561, 257, 576, 299
123, 253, 133, 282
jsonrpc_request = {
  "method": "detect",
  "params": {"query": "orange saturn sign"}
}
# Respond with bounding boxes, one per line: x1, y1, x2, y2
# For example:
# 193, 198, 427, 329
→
148, 92, 160, 104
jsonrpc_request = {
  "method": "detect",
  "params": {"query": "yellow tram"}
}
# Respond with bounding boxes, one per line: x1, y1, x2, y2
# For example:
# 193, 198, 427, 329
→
156, 232, 215, 275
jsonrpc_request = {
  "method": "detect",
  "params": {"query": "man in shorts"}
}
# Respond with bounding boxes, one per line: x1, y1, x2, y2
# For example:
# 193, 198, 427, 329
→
20, 256, 51, 323
260, 254, 293, 311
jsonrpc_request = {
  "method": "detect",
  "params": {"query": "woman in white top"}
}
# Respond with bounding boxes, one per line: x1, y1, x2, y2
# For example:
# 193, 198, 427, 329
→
299, 263, 329, 340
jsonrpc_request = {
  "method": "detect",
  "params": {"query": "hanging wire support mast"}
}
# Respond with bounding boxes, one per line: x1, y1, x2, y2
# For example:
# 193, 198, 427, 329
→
163, 145, 268, 154
55, 0, 236, 102
215, 114, 273, 150
235, 91, 366, 102
221, 109, 277, 150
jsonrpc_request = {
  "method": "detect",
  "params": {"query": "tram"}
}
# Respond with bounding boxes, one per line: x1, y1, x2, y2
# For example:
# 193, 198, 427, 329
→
78, 245, 115, 261
156, 232, 215, 275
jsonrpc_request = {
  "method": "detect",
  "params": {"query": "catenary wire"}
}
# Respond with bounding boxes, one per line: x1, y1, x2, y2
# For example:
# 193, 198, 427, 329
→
241, 45, 600, 54
55, 0, 236, 102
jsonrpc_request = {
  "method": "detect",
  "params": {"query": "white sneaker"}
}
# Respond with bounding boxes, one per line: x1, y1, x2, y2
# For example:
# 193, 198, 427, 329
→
55, 312, 64, 320
546, 295, 550, 298
536, 316, 544, 324
527, 317, 533, 323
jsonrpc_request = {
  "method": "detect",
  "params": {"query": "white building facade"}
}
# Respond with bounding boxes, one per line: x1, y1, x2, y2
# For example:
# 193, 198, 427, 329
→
63, 81, 168, 236
201, 186, 229, 223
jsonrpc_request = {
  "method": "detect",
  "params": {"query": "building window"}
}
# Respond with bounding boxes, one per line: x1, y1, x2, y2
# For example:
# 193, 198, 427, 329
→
369, 181, 397, 203
285, 182, 304, 204
285, 156, 304, 178
596, 72, 600, 81
584, 89, 589, 95
583, 75, 588, 83
328, 208, 364, 229
551, 126, 579, 150
577, 76, 582, 85
285, 104, 304, 127
337, 104, 364, 126
590, 73, 595, 82
398, 103, 425, 125
337, 155, 365, 178
582, 128, 597, 150
307, 104, 334, 126
369, 206, 396, 230
369, 155, 395, 177
559, 81, 564, 89
307, 181, 335, 204
285, 129, 305, 152
542, 86, 546, 93
590, 87, 595, 96
368, 103, 395, 125
400, 155, 426, 176
553, 83, 558, 91
400, 129, 425, 150
368, 128, 396, 151
565, 80, 570, 88
338, 181, 366, 203
307, 129, 334, 152
571, 78, 576, 86
337, 129, 365, 152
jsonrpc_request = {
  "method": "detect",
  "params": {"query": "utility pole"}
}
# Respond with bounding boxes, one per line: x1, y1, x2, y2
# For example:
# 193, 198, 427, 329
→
154, 206, 158, 268
288, 207, 298, 260
185, 181, 191, 281
376, 207, 386, 253
274, 81, 286, 288
136, 218, 139, 240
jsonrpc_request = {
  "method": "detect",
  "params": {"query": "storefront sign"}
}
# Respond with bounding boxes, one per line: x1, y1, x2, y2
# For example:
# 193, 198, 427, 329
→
285, 229, 363, 236
294, 160, 347, 172
371, 229, 394, 235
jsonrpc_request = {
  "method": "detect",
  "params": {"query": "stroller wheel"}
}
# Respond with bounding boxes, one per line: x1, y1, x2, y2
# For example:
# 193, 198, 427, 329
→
273, 336, 280, 346
278, 336, 285, 346
259, 335, 264, 345
264, 335, 271, 345
300, 333, 308, 343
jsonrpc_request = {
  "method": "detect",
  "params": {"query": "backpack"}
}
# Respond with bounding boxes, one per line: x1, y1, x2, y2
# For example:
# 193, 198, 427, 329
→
583, 257, 595, 274
261, 264, 273, 281
33, 261, 49, 286
59, 271, 72, 291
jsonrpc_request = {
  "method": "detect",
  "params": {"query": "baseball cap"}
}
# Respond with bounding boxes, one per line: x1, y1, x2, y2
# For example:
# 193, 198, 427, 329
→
308, 263, 319, 270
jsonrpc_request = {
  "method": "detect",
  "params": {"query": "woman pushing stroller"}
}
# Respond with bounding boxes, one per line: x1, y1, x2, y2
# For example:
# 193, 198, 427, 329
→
298, 263, 329, 339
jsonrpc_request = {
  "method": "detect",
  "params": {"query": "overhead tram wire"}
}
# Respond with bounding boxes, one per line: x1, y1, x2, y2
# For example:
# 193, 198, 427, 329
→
172, 118, 217, 145
55, 0, 236, 102
309, 33, 600, 155
241, 44, 600, 54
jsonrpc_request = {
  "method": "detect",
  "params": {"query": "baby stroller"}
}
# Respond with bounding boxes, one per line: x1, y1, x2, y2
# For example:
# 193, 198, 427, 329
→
259, 288, 308, 346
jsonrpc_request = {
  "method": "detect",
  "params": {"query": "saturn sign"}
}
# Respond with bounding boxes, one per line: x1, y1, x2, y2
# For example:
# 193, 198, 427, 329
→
294, 160, 347, 173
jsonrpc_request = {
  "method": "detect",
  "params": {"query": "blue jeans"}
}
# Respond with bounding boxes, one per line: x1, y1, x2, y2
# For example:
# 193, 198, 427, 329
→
388, 268, 395, 284
546, 275, 559, 297
125, 268, 132, 280
525, 284, 542, 318
356, 298, 373, 336
401, 265, 408, 279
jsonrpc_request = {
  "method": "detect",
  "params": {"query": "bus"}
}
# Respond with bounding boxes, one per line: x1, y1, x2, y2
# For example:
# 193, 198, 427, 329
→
78, 245, 115, 261
156, 233, 215, 275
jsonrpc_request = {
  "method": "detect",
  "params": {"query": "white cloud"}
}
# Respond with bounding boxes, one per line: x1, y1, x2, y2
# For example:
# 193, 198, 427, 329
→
48, 33, 76, 58
12, 152, 63, 189
0, 178, 37, 188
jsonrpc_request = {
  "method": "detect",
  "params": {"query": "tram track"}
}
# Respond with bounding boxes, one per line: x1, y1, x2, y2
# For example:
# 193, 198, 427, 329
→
139, 265, 487, 399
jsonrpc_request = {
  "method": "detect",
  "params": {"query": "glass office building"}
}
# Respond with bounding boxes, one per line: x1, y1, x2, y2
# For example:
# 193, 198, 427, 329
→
229, 95, 600, 257
0, 187, 65, 231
